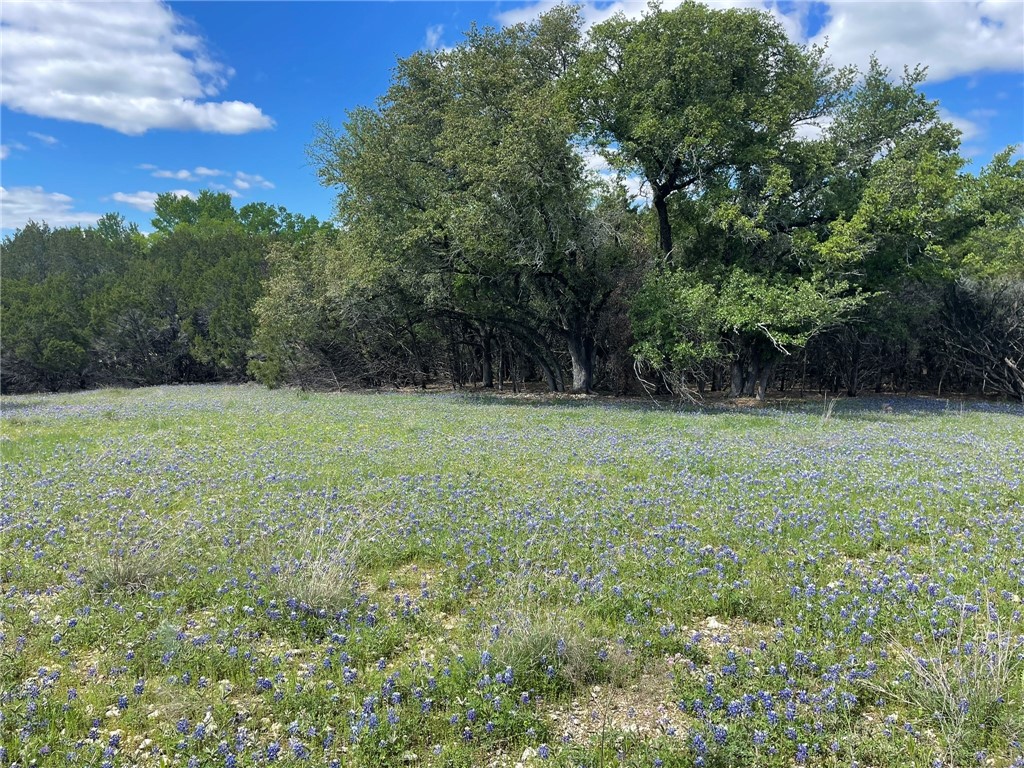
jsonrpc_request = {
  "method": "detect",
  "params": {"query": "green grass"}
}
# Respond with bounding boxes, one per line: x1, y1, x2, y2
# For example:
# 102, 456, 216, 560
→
1, 385, 1022, 767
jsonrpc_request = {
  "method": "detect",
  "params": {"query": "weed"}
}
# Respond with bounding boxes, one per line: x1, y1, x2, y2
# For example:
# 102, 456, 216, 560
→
821, 393, 838, 424
487, 575, 632, 693
81, 521, 187, 594
876, 603, 1024, 762
267, 506, 383, 615
489, 607, 610, 692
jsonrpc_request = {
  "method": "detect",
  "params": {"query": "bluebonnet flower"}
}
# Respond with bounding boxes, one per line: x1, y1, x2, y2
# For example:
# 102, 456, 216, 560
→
796, 743, 809, 764
691, 731, 707, 754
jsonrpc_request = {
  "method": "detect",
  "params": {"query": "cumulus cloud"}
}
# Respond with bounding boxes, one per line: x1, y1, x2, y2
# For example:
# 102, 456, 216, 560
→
793, 115, 835, 142
579, 146, 651, 205
939, 108, 983, 142
581, 147, 612, 176
0, 146, 9, 161
233, 171, 274, 190
425, 24, 445, 50
0, 186, 103, 230
0, 1, 274, 135
498, 1, 1023, 82
134, 165, 271, 195
498, 0, 797, 34
138, 165, 227, 181
208, 184, 241, 197
153, 169, 196, 181
809, 1, 1024, 82
110, 189, 193, 211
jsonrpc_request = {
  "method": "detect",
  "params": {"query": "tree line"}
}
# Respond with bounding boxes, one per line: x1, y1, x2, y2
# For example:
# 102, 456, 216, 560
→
1, 193, 331, 392
3, 3, 1022, 400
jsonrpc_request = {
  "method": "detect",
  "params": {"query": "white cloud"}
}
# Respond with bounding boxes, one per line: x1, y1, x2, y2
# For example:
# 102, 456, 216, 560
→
939, 108, 983, 142
579, 145, 651, 206
425, 24, 445, 50
139, 165, 227, 181
808, 1, 1023, 83
793, 115, 835, 142
622, 174, 651, 205
498, 1, 797, 34
498, 1, 1024, 83
28, 131, 59, 146
0, 186, 103, 230
153, 168, 196, 181
211, 186, 241, 197
581, 145, 610, 176
233, 171, 274, 190
0, 141, 29, 160
133, 165, 270, 195
110, 191, 160, 211
0, 1, 274, 135
110, 189, 193, 211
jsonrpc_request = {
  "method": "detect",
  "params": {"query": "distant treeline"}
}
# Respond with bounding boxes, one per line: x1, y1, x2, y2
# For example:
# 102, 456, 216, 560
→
3, 3, 1022, 400
1, 195, 332, 393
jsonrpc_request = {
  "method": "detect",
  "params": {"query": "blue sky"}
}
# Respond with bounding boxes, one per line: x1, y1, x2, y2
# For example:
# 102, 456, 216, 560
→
1, 1, 1022, 234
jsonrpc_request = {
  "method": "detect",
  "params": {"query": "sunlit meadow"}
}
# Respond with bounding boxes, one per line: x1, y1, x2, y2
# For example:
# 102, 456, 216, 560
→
2, 385, 1022, 768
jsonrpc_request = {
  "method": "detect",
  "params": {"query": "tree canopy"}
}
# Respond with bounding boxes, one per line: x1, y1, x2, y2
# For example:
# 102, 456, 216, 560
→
3, 3, 1021, 401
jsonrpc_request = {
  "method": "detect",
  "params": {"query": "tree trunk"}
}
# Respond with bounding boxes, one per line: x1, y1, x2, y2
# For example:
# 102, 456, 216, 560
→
566, 329, 595, 393
479, 325, 494, 389
539, 359, 559, 392
845, 335, 860, 397
743, 355, 760, 397
755, 361, 772, 401
494, 319, 562, 391
496, 335, 504, 392
447, 340, 459, 390
653, 191, 673, 258
730, 359, 745, 397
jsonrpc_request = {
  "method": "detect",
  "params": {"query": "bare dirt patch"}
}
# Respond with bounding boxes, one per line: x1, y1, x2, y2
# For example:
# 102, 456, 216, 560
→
546, 657, 692, 747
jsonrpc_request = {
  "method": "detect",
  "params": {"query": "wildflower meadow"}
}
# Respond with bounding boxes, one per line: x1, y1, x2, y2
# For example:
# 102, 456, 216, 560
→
2, 385, 1022, 767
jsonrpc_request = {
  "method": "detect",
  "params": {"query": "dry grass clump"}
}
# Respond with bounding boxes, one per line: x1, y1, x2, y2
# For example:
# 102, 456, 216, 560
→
490, 609, 604, 690
84, 542, 177, 593
268, 507, 384, 615
487, 573, 636, 693
82, 519, 187, 594
878, 604, 1024, 763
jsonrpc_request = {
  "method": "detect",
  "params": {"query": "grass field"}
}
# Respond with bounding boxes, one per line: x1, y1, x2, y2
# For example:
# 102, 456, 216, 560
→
2, 385, 1022, 768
